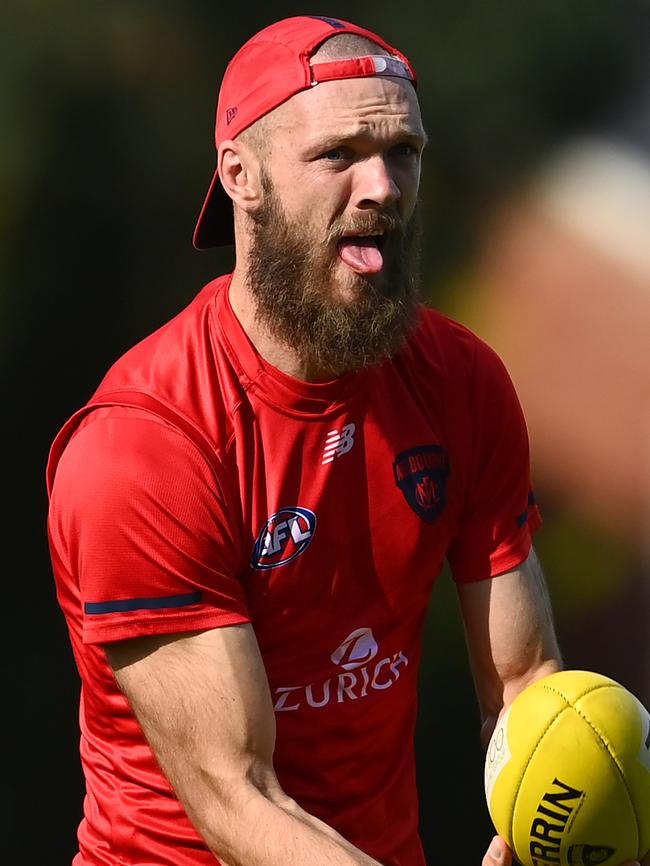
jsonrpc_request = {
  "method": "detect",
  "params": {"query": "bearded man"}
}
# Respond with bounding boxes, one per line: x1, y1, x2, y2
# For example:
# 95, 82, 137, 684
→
46, 16, 565, 866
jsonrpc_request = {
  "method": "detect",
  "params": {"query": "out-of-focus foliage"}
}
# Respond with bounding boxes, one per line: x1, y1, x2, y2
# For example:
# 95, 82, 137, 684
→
5, 1, 649, 861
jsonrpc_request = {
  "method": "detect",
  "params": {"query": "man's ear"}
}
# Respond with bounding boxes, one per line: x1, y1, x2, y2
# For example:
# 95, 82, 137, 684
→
218, 140, 263, 214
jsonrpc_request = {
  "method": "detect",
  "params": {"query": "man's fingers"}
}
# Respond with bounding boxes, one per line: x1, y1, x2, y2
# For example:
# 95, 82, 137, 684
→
482, 835, 511, 866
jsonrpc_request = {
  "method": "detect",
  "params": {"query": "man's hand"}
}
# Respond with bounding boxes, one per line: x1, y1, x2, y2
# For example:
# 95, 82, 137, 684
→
482, 836, 650, 866
482, 836, 510, 866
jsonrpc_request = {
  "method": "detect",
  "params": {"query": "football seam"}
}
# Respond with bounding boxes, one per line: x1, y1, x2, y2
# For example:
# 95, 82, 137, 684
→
571, 699, 640, 850
510, 703, 570, 850
541, 680, 611, 706
542, 682, 640, 851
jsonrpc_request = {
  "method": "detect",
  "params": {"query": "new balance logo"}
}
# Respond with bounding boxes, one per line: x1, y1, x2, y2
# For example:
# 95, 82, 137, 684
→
322, 423, 356, 464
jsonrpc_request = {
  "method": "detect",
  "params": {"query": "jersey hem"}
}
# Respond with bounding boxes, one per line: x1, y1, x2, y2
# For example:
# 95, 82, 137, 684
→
451, 517, 541, 584
83, 608, 251, 645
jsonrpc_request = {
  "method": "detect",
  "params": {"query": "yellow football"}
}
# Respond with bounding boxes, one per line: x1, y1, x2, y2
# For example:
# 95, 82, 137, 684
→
484, 670, 650, 866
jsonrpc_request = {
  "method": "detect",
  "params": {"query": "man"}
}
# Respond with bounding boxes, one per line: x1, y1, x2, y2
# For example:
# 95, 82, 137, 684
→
47, 15, 567, 866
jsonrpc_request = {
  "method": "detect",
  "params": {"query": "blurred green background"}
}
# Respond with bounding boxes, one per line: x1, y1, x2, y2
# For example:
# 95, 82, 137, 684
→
5, 0, 649, 861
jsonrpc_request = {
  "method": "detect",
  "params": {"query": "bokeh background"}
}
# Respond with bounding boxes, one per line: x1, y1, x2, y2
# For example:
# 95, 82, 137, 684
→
5, 0, 649, 861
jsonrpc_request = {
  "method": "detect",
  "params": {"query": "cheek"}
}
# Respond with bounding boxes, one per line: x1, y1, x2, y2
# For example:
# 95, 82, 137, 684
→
397, 165, 421, 215
290, 177, 350, 227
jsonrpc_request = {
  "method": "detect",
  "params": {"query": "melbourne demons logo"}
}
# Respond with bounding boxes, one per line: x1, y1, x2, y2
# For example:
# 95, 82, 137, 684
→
251, 507, 317, 569
393, 445, 450, 522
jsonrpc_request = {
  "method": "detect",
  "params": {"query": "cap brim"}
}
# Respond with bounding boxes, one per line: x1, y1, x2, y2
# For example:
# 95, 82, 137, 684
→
192, 167, 235, 249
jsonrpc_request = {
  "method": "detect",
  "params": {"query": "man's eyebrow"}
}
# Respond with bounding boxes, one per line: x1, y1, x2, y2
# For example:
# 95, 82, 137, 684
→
307, 127, 428, 151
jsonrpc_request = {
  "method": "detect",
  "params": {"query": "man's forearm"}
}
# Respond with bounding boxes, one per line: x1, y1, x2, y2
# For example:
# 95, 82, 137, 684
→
459, 548, 564, 748
106, 628, 386, 866
180, 777, 384, 866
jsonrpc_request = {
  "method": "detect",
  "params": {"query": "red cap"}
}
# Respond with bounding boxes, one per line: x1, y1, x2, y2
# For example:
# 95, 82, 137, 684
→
192, 15, 417, 249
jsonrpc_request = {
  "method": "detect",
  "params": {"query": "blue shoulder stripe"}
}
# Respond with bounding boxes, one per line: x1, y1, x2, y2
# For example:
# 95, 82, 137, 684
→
84, 591, 202, 615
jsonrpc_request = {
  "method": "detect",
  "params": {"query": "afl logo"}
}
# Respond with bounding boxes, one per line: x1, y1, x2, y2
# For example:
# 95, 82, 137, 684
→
251, 507, 317, 570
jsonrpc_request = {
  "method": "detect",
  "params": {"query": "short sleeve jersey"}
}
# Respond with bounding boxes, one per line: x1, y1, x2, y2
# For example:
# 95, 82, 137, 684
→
47, 275, 541, 866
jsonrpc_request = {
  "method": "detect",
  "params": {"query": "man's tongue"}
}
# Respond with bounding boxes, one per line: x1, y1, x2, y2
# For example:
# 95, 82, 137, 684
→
338, 236, 384, 274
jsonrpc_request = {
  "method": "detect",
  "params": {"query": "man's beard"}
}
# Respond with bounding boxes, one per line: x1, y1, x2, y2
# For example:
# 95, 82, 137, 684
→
246, 176, 422, 379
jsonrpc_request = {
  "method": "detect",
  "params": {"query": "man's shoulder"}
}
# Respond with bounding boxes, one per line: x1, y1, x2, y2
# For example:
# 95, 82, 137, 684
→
401, 303, 498, 376
48, 275, 236, 490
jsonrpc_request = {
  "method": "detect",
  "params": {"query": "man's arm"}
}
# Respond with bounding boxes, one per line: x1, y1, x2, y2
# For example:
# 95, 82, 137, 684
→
456, 546, 563, 747
458, 548, 560, 866
105, 623, 384, 866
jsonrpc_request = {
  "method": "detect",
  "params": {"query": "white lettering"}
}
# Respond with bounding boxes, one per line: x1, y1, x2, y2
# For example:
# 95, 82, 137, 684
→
273, 648, 410, 713
390, 651, 409, 679
360, 665, 370, 697
261, 531, 274, 556
271, 522, 289, 554
305, 680, 331, 708
273, 686, 301, 712
371, 658, 392, 689
290, 517, 311, 544
337, 672, 358, 702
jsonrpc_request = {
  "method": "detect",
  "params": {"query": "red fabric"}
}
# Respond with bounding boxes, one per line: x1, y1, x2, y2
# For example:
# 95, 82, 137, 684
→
47, 275, 540, 866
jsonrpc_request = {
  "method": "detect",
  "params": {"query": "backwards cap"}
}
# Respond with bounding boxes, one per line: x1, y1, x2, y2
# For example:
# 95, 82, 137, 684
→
193, 15, 417, 249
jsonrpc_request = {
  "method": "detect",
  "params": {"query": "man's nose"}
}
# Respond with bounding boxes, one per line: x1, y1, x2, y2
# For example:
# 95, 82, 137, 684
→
352, 156, 401, 210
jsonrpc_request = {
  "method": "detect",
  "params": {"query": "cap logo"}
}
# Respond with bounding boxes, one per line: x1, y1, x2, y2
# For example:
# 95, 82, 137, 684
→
308, 15, 346, 29
226, 106, 238, 125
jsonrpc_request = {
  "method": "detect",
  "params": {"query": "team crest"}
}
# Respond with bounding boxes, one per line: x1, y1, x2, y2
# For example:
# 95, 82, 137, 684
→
393, 445, 450, 522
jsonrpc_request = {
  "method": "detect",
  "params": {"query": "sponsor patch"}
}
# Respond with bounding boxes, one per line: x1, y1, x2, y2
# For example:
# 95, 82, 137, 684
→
393, 445, 450, 522
273, 625, 409, 712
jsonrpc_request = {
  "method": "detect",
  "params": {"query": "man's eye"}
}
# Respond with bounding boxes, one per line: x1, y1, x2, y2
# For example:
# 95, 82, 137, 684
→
392, 143, 418, 158
322, 148, 350, 161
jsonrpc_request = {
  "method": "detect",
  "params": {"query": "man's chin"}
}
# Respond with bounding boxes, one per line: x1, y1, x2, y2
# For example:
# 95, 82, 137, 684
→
332, 257, 391, 301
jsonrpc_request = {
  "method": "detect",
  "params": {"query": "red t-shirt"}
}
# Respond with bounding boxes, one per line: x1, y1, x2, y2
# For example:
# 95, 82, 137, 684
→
47, 275, 540, 866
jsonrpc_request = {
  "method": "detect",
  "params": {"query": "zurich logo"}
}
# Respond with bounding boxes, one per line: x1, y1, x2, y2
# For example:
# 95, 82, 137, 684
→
251, 507, 317, 570
330, 627, 379, 671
